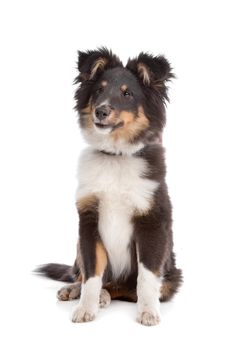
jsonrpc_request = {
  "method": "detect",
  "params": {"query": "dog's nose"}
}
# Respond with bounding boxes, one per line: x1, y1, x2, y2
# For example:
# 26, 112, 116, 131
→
95, 106, 111, 121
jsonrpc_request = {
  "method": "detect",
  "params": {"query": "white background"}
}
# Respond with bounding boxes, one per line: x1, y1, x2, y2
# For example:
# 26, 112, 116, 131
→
0, 0, 233, 349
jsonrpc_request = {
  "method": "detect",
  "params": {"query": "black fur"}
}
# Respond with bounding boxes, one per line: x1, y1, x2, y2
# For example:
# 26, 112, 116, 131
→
36, 263, 75, 282
78, 197, 101, 281
76, 47, 123, 82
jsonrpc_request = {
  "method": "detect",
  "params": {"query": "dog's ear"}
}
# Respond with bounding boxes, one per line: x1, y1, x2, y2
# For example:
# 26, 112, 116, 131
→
126, 53, 174, 99
76, 47, 122, 82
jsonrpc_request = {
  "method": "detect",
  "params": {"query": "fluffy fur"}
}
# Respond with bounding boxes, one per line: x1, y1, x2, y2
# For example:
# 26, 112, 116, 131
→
36, 48, 182, 326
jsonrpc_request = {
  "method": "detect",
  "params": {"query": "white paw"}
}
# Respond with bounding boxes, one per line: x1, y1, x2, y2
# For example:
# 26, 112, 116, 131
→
72, 305, 97, 323
99, 289, 111, 308
137, 310, 161, 326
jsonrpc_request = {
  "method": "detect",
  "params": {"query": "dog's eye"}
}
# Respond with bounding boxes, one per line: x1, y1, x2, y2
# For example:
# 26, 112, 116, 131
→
123, 90, 131, 97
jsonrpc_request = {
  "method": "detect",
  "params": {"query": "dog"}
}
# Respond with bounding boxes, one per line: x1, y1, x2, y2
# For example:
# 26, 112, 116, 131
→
37, 48, 182, 326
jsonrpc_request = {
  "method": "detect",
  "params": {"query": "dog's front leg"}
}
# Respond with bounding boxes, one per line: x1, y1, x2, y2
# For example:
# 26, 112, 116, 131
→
134, 207, 170, 326
136, 260, 162, 326
72, 195, 107, 323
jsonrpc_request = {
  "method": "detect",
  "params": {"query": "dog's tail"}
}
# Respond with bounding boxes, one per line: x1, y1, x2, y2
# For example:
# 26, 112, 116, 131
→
160, 267, 183, 302
159, 252, 183, 302
35, 262, 79, 283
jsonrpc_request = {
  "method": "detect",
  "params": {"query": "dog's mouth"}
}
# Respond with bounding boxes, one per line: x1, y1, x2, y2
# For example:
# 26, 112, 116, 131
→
94, 121, 124, 132
94, 122, 113, 129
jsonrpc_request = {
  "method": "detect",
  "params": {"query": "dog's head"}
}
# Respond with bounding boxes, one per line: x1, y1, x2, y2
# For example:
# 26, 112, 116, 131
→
74, 48, 174, 154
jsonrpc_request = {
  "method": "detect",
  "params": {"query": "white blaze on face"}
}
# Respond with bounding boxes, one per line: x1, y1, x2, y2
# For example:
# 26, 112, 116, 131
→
96, 99, 109, 108
93, 100, 109, 122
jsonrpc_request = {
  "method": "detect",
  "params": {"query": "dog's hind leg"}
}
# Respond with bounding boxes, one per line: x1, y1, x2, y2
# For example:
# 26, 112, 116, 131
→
57, 282, 111, 308
99, 289, 111, 308
57, 282, 81, 301
104, 282, 137, 302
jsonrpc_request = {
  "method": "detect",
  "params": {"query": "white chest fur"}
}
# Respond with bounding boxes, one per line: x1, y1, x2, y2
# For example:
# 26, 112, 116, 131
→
76, 147, 159, 279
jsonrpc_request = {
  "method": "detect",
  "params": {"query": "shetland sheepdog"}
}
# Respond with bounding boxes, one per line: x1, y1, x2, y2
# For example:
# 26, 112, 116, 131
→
37, 48, 182, 326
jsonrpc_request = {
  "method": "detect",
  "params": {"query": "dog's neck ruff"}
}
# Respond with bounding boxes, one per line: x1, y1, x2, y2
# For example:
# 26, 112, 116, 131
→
98, 139, 162, 157
82, 129, 146, 157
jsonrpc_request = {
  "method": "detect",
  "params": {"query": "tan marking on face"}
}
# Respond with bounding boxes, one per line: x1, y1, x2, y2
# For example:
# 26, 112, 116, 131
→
111, 106, 149, 141
104, 110, 119, 125
84, 113, 93, 129
120, 111, 135, 124
101, 80, 108, 87
90, 58, 108, 79
80, 101, 94, 129
81, 104, 92, 114
95, 242, 108, 276
76, 194, 98, 213
120, 84, 128, 92
137, 63, 150, 85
